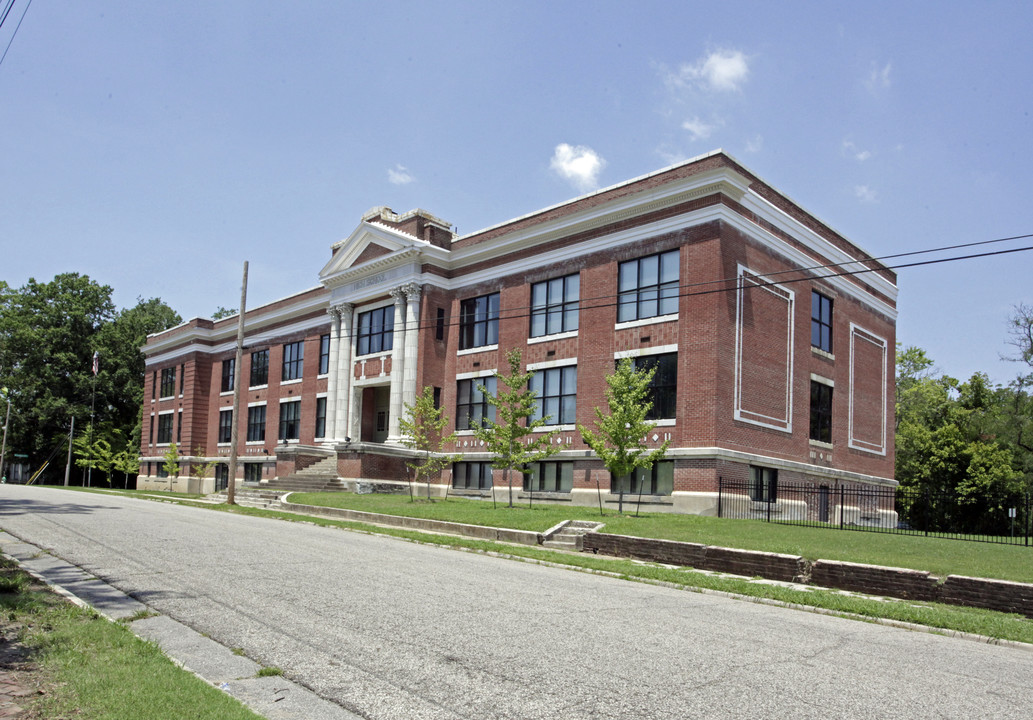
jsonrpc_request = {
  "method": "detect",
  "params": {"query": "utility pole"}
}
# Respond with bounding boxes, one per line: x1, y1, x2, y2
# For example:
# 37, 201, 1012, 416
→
0, 387, 10, 483
226, 261, 249, 506
64, 416, 74, 486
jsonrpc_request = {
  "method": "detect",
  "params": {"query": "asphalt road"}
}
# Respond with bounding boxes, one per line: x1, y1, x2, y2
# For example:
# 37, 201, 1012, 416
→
0, 485, 1029, 719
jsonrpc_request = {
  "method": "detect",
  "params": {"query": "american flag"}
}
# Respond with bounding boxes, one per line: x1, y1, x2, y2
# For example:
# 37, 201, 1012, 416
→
92, 351, 99, 376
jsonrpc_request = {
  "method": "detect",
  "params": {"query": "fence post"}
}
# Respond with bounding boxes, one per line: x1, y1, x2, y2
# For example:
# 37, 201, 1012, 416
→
839, 485, 845, 530
1026, 492, 1030, 548
717, 477, 723, 518
924, 489, 930, 537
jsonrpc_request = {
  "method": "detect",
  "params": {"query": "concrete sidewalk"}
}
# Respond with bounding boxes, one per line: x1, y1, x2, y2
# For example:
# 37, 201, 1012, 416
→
0, 531, 361, 720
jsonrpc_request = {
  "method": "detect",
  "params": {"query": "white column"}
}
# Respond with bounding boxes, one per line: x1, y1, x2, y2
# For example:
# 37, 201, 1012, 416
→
387, 288, 407, 442
401, 283, 423, 417
337, 303, 355, 441
324, 306, 341, 442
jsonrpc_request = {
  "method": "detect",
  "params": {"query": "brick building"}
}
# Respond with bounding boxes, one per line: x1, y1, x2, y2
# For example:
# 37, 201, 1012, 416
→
139, 150, 897, 518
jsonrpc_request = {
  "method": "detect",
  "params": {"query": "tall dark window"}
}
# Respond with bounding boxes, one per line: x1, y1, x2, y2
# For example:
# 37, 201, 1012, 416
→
244, 464, 263, 483
453, 462, 493, 490
214, 464, 229, 492
156, 413, 174, 444
612, 461, 674, 495
530, 274, 579, 337
279, 400, 301, 441
151, 371, 156, 399
456, 377, 496, 430
459, 293, 500, 350
617, 249, 679, 322
159, 368, 176, 398
218, 410, 233, 444
357, 307, 394, 356
530, 366, 577, 425
630, 353, 677, 420
750, 466, 778, 503
811, 291, 833, 352
179, 364, 185, 394
315, 397, 327, 438
282, 341, 304, 381
221, 358, 235, 393
250, 350, 269, 387
810, 381, 833, 443
435, 307, 446, 341
247, 405, 266, 442
524, 461, 574, 493
176, 410, 182, 443
319, 334, 330, 374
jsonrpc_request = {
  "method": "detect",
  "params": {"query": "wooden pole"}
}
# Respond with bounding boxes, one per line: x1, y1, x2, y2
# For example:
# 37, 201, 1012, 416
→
226, 261, 249, 505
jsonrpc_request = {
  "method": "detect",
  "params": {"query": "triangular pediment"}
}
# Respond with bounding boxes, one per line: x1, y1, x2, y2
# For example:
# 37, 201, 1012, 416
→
318, 221, 425, 283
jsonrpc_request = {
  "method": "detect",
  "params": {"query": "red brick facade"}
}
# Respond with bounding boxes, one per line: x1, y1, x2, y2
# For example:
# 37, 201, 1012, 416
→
139, 151, 897, 516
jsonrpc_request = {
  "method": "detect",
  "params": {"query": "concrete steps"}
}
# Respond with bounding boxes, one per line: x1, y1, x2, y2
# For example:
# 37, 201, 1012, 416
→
265, 456, 346, 493
210, 487, 287, 509
541, 519, 605, 550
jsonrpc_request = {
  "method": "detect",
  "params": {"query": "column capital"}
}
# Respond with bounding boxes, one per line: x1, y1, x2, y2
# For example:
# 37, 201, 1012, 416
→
402, 282, 422, 302
389, 287, 407, 302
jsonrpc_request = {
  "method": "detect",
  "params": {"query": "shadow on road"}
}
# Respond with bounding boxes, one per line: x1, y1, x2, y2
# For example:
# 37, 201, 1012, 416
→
0, 498, 121, 516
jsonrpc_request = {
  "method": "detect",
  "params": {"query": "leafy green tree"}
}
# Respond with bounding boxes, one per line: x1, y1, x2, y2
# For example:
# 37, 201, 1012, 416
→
191, 445, 218, 488
399, 386, 461, 501
162, 442, 180, 481
579, 358, 670, 514
112, 443, 140, 489
211, 306, 237, 320
473, 349, 560, 507
0, 276, 180, 480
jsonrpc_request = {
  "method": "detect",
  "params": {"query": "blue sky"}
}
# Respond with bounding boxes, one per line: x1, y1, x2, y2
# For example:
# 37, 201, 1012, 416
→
2, 1, 1031, 384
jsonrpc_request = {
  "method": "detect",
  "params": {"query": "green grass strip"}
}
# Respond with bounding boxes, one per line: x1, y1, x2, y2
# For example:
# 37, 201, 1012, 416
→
0, 558, 262, 720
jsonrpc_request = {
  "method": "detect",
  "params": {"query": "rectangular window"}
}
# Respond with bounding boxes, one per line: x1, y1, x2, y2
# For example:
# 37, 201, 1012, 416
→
357, 306, 394, 356
176, 410, 182, 443
459, 293, 500, 350
151, 371, 156, 399
278, 400, 301, 441
159, 368, 176, 398
282, 341, 304, 381
612, 461, 674, 496
530, 366, 577, 425
617, 249, 679, 322
244, 463, 263, 483
524, 461, 574, 493
218, 410, 233, 444
456, 377, 497, 430
148, 415, 154, 445
156, 413, 174, 444
221, 358, 235, 393
315, 397, 327, 439
811, 291, 833, 353
630, 353, 677, 420
530, 274, 579, 337
157, 463, 168, 479
319, 334, 330, 375
452, 462, 493, 490
249, 350, 269, 387
810, 381, 833, 443
435, 307, 446, 341
247, 405, 266, 442
179, 364, 185, 395
750, 466, 778, 503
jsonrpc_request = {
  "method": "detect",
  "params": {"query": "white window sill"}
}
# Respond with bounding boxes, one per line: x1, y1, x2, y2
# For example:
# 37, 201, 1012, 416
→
280, 378, 302, 386
249, 384, 268, 391
533, 424, 576, 432
811, 347, 835, 361
809, 440, 834, 450
457, 344, 498, 357
615, 314, 678, 331
527, 330, 578, 345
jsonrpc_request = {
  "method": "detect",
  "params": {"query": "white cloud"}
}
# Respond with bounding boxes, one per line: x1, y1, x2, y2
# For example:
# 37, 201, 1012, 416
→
669, 49, 750, 93
681, 117, 718, 141
387, 164, 414, 185
550, 143, 606, 192
854, 185, 877, 203
865, 62, 892, 92
842, 140, 872, 162
744, 135, 764, 153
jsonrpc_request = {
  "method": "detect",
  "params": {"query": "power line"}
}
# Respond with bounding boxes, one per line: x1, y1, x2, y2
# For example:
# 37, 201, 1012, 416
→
0, 0, 31, 70
319, 232, 1033, 342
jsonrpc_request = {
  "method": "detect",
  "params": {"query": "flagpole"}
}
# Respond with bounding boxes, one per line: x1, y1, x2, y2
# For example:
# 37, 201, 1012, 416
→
88, 351, 98, 488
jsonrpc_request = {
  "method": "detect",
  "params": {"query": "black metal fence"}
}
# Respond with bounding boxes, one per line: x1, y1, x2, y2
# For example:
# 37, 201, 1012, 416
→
717, 478, 1032, 546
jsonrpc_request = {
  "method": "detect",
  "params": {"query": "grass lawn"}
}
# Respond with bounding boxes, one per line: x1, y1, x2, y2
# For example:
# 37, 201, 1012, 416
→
288, 491, 1033, 584
0, 557, 261, 720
